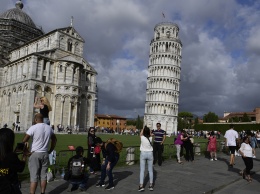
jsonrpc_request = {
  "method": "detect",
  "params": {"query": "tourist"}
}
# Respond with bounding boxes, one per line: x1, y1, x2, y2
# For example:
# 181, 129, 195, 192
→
22, 113, 57, 194
174, 130, 184, 164
249, 132, 257, 158
66, 146, 90, 192
239, 136, 253, 182
224, 124, 239, 167
152, 123, 166, 166
138, 126, 154, 191
87, 127, 100, 174
0, 128, 29, 194
256, 130, 260, 148
207, 131, 217, 161
34, 96, 52, 125
95, 137, 120, 190
181, 131, 194, 162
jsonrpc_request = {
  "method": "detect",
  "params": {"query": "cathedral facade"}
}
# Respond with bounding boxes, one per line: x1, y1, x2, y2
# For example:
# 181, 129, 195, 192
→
144, 22, 182, 134
0, 1, 97, 131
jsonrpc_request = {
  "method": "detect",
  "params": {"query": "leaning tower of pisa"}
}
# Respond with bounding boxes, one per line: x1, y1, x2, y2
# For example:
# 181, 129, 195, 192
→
144, 22, 182, 134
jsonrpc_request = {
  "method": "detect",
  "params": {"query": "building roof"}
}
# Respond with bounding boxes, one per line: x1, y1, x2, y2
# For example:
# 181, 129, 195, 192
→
95, 114, 126, 119
0, 1, 37, 28
223, 112, 256, 120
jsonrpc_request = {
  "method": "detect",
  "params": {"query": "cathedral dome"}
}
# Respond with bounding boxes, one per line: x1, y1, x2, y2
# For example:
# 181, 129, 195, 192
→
0, 0, 36, 28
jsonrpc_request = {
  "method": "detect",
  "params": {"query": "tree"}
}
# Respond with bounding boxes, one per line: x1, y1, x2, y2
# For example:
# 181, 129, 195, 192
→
242, 113, 251, 122
178, 111, 193, 129
203, 112, 218, 123
136, 115, 143, 129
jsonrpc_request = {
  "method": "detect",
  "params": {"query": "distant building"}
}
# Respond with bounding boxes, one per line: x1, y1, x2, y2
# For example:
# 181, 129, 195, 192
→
94, 114, 126, 132
219, 108, 260, 123
0, 1, 97, 130
144, 22, 182, 134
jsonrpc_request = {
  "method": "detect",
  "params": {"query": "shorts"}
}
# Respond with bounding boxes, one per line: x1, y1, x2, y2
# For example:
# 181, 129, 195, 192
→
228, 146, 236, 154
29, 152, 49, 182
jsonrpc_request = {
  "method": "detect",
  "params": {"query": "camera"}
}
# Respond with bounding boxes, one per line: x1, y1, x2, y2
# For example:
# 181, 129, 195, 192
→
15, 143, 25, 153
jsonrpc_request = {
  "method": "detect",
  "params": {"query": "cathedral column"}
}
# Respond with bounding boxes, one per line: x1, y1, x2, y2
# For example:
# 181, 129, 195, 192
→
46, 61, 50, 81
51, 96, 56, 127
74, 99, 78, 127
68, 100, 72, 126
60, 97, 64, 125
40, 59, 44, 80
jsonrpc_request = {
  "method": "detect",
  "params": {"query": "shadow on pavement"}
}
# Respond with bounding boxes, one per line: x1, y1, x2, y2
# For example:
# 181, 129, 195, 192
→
48, 181, 69, 194
113, 171, 133, 186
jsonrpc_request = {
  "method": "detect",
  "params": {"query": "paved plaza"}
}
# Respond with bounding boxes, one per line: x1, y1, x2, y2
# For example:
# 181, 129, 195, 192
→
20, 149, 260, 194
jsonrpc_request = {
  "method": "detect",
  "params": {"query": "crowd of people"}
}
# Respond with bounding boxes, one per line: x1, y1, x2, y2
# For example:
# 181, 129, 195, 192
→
1, 96, 260, 194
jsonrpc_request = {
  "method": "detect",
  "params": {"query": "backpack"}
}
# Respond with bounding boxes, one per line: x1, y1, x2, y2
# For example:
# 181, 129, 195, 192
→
70, 157, 85, 179
106, 138, 123, 153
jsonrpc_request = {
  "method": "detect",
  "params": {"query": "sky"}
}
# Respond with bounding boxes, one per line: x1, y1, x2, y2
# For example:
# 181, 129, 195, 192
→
1, 0, 260, 118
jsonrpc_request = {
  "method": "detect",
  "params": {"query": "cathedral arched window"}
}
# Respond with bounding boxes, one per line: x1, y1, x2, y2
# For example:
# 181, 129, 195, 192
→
67, 40, 73, 52
59, 65, 62, 72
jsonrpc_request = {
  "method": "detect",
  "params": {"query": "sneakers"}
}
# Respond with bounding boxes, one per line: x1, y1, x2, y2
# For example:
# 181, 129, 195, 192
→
138, 186, 144, 192
105, 185, 115, 190
214, 158, 218, 161
96, 182, 105, 187
210, 158, 213, 161
148, 185, 154, 191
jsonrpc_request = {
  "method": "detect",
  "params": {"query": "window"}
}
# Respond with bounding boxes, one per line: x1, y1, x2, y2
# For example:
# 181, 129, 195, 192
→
67, 40, 72, 51
43, 62, 46, 70
164, 109, 166, 114
59, 66, 62, 72
42, 76, 46, 82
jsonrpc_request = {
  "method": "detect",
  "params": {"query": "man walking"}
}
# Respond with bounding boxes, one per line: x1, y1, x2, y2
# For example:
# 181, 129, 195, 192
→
23, 113, 57, 194
224, 124, 239, 167
152, 123, 166, 166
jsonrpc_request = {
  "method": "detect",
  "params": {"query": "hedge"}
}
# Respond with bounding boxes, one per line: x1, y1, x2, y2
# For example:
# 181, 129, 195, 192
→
194, 123, 260, 134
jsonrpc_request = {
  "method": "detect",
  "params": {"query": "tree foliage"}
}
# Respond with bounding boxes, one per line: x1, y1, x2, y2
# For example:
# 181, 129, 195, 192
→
203, 112, 219, 123
242, 113, 251, 122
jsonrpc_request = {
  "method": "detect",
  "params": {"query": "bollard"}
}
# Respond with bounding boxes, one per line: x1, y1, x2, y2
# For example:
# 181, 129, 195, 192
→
126, 147, 135, 165
194, 143, 201, 155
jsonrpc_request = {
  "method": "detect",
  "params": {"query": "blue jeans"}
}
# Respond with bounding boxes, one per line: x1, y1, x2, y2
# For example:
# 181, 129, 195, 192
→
70, 174, 89, 190
43, 118, 50, 125
140, 151, 153, 185
100, 156, 119, 187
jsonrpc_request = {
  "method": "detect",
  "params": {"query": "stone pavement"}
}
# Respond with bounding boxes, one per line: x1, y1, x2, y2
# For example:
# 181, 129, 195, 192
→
20, 149, 260, 194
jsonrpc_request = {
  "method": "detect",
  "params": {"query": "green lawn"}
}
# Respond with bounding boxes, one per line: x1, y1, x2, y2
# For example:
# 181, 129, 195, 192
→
14, 132, 225, 182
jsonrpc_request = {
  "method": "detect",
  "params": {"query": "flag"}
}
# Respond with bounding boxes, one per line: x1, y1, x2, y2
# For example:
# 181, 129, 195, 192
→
162, 12, 165, 18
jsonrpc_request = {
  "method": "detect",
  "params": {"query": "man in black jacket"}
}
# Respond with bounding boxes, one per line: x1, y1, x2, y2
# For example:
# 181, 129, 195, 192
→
95, 137, 120, 190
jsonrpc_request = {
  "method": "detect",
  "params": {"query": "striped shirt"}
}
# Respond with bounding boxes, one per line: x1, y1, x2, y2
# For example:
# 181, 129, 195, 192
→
152, 129, 166, 143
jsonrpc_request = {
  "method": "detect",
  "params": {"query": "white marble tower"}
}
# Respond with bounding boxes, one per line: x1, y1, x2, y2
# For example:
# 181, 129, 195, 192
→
144, 22, 182, 134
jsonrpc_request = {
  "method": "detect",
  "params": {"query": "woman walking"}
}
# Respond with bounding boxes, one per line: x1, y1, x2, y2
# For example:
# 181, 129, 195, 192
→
138, 126, 154, 192
34, 96, 52, 125
239, 136, 253, 182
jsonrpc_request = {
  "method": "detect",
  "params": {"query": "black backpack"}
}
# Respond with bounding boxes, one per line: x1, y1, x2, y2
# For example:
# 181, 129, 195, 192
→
70, 157, 85, 179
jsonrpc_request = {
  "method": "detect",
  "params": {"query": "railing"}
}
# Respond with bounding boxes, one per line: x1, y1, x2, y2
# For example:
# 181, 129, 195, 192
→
54, 141, 227, 170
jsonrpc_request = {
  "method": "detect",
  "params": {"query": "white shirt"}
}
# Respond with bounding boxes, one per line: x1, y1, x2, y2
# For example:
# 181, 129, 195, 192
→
26, 123, 54, 152
239, 143, 253, 158
140, 136, 153, 152
224, 129, 238, 146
